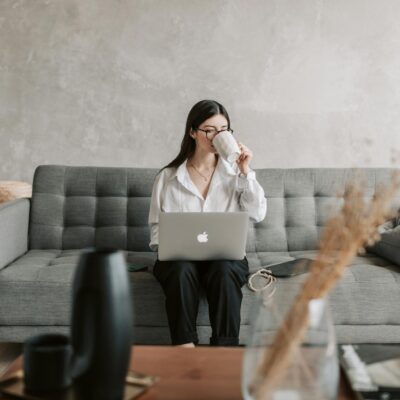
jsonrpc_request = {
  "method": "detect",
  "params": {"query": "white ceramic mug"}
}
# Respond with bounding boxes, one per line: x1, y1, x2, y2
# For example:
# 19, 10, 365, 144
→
212, 131, 241, 163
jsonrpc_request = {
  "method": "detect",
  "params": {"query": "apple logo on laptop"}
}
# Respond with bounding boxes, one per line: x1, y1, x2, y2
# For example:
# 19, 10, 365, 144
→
197, 232, 208, 243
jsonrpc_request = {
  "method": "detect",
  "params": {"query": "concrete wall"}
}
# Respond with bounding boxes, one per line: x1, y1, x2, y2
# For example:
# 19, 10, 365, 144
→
1, 0, 400, 182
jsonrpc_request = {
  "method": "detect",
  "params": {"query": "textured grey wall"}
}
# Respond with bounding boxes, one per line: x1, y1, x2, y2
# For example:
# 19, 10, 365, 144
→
1, 0, 400, 182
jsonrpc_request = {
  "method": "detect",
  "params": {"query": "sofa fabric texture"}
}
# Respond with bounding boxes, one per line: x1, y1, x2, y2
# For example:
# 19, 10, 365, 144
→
0, 199, 29, 271
29, 166, 400, 253
1, 165, 400, 344
29, 166, 155, 251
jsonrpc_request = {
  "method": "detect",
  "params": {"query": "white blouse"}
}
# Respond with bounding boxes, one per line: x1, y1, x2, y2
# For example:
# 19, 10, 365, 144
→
148, 157, 267, 251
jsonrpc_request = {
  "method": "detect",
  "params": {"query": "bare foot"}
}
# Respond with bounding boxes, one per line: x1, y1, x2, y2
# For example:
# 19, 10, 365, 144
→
178, 343, 195, 348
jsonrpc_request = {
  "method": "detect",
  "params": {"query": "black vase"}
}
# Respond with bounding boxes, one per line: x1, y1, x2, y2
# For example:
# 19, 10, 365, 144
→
70, 248, 133, 400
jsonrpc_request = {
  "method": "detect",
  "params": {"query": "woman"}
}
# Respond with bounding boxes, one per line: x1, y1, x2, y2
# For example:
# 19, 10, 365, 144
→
148, 100, 267, 347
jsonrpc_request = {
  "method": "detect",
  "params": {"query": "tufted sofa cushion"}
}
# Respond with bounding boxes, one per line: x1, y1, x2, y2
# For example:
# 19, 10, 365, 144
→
253, 168, 400, 252
29, 166, 400, 253
29, 166, 158, 251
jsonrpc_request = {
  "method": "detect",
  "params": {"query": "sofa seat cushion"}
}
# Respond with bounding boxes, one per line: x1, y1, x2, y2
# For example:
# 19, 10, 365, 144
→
0, 249, 159, 326
0, 250, 399, 329
256, 251, 400, 326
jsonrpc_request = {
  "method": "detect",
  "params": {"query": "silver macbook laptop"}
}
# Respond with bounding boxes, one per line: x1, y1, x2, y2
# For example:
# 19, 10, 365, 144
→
158, 212, 249, 261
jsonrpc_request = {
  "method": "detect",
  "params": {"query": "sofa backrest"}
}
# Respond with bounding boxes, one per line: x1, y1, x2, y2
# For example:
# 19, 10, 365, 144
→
29, 166, 158, 251
29, 165, 400, 252
249, 168, 400, 253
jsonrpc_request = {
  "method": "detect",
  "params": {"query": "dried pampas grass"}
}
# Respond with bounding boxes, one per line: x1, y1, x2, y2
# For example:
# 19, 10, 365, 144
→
250, 172, 400, 400
0, 188, 13, 203
0, 182, 32, 204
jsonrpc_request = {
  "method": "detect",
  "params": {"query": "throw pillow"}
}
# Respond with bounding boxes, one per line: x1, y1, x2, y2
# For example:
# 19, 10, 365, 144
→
368, 224, 400, 267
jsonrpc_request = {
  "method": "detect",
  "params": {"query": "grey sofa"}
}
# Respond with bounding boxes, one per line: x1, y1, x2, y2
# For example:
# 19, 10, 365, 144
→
1, 165, 399, 344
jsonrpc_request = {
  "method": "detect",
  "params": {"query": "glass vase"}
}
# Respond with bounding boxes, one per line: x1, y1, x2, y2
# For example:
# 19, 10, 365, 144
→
242, 287, 339, 400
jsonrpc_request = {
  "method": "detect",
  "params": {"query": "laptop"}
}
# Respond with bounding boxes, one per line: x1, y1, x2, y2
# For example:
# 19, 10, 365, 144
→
158, 212, 249, 261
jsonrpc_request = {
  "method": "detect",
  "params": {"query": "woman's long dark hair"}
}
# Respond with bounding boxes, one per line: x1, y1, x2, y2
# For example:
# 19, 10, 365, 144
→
160, 100, 231, 172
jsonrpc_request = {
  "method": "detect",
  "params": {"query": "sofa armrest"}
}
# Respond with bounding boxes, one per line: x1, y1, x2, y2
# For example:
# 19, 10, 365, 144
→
0, 199, 30, 270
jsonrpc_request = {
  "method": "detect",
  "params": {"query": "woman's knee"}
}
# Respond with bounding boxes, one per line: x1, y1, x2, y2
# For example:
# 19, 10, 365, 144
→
207, 260, 249, 286
156, 260, 198, 284
173, 261, 198, 278
207, 260, 235, 279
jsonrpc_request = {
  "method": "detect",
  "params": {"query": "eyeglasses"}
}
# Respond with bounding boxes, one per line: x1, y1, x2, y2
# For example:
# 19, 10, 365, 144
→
195, 128, 234, 140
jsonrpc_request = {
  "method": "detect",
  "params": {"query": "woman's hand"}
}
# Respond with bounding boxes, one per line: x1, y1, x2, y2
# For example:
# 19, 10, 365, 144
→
236, 142, 253, 175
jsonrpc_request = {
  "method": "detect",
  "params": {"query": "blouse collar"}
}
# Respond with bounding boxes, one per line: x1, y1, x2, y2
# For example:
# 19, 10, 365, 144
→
169, 156, 237, 184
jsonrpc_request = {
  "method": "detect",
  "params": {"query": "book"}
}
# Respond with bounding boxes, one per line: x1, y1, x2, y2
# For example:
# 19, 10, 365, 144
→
339, 344, 400, 400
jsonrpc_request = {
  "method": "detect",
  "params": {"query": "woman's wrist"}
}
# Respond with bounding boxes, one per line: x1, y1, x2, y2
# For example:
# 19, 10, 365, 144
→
239, 168, 256, 180
239, 166, 250, 176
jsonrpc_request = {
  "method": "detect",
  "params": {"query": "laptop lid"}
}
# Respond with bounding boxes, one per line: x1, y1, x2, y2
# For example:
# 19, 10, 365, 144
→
158, 212, 249, 261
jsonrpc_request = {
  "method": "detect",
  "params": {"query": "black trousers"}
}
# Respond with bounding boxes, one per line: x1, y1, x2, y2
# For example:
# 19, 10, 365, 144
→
153, 258, 249, 346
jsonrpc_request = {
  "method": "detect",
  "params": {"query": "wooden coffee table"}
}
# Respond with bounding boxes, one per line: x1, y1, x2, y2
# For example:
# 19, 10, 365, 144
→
0, 345, 356, 399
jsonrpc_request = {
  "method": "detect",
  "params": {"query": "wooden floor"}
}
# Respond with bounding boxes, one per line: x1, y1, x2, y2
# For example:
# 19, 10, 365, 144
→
0, 342, 22, 376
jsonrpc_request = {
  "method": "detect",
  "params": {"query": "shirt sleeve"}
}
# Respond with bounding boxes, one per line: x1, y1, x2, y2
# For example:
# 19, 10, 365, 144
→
148, 171, 164, 251
237, 170, 267, 223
